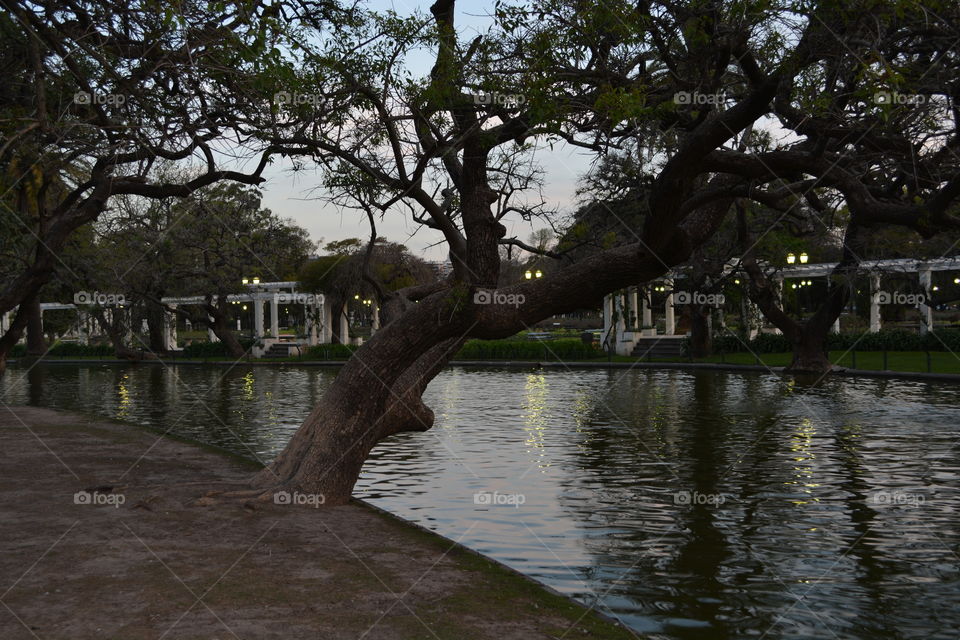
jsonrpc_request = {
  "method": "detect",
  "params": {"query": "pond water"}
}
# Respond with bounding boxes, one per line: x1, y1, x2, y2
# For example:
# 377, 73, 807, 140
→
3, 363, 959, 639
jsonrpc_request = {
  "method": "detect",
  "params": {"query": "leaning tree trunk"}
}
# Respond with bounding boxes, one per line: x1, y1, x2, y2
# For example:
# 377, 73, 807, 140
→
26, 298, 46, 356
253, 295, 465, 504
92, 308, 158, 361
688, 304, 712, 358
0, 297, 34, 376
205, 300, 247, 359
145, 298, 168, 353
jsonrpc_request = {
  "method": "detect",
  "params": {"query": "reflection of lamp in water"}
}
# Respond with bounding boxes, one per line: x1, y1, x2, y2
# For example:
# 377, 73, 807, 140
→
116, 374, 131, 419
522, 373, 550, 471
787, 418, 818, 505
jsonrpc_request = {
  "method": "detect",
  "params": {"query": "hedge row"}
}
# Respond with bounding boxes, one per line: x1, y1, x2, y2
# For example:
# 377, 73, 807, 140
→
304, 343, 359, 359
48, 343, 115, 357
455, 338, 601, 361
180, 339, 256, 358
707, 329, 960, 354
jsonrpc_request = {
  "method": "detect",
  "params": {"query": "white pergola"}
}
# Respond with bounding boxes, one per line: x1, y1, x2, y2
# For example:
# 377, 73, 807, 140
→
601, 257, 960, 355
160, 282, 333, 352
1, 281, 380, 357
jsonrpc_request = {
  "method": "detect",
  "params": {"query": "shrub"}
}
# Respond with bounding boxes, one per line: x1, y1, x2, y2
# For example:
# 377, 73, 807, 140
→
455, 338, 600, 360
46, 342, 114, 357
181, 339, 254, 358
704, 328, 960, 355
304, 343, 358, 359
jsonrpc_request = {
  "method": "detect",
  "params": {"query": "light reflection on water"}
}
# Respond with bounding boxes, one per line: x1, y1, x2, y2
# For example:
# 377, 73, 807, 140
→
2, 363, 959, 639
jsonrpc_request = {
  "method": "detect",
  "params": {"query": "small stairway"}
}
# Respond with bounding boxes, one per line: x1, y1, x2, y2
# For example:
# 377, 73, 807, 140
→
262, 343, 292, 359
631, 337, 686, 359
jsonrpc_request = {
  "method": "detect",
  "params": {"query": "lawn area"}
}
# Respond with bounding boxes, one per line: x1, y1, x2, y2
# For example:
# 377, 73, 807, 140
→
697, 350, 960, 374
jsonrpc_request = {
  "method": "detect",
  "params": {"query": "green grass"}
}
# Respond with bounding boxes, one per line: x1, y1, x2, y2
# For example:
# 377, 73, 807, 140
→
699, 350, 960, 374
19, 348, 960, 375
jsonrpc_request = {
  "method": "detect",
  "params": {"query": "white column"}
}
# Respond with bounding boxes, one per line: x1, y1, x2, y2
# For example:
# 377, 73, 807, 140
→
320, 299, 332, 343
168, 304, 178, 349
207, 321, 219, 342
617, 293, 627, 334
270, 294, 280, 339
602, 295, 613, 340
254, 298, 265, 339
308, 302, 319, 346
371, 301, 380, 333
747, 302, 759, 340
77, 310, 89, 345
628, 288, 639, 330
664, 279, 675, 336
161, 309, 171, 350
869, 274, 882, 333
339, 306, 350, 344
919, 268, 933, 335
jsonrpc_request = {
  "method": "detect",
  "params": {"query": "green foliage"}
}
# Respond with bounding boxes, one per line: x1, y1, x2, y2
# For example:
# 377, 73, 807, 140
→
304, 343, 358, 359
46, 343, 114, 357
181, 339, 254, 359
707, 329, 960, 354
455, 338, 600, 361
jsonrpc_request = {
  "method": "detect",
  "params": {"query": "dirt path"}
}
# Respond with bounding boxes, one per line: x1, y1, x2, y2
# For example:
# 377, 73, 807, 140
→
0, 406, 636, 640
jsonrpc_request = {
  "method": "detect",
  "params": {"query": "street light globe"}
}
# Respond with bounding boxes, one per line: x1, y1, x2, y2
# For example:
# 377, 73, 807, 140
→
242, 278, 249, 285
524, 270, 532, 279
786, 253, 796, 264
799, 252, 809, 264
252, 277, 260, 285
535, 269, 543, 278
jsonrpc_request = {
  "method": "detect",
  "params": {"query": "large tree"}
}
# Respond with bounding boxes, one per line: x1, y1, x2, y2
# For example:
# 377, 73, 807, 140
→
211, 0, 951, 505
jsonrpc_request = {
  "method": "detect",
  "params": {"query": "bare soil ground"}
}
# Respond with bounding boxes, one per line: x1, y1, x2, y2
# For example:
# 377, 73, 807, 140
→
0, 406, 636, 640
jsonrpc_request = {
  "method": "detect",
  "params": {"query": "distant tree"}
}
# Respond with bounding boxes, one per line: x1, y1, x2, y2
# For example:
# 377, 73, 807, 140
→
0, 0, 283, 373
